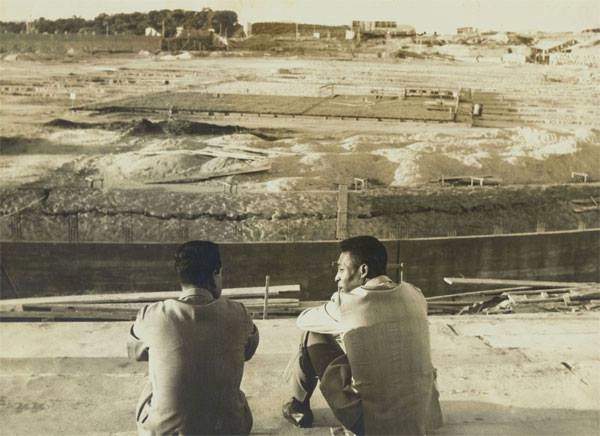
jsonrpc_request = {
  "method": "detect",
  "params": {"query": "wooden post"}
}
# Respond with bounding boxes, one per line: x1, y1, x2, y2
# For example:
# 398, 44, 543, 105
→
10, 214, 22, 240
263, 275, 270, 320
336, 184, 348, 240
68, 214, 79, 242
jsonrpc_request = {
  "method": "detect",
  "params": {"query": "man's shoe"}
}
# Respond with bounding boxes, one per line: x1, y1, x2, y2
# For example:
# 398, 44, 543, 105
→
282, 398, 314, 428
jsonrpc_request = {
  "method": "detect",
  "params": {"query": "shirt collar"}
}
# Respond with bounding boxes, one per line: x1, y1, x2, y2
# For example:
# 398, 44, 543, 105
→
362, 275, 396, 291
179, 287, 215, 303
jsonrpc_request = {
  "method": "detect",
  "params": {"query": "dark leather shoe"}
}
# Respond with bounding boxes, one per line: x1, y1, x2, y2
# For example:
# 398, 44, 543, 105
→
282, 398, 314, 428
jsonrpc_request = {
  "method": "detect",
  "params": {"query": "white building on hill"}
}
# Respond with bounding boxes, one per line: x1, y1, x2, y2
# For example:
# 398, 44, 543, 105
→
145, 27, 161, 37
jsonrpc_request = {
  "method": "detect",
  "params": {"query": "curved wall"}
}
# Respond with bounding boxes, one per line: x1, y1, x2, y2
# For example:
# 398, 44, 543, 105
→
1, 229, 598, 300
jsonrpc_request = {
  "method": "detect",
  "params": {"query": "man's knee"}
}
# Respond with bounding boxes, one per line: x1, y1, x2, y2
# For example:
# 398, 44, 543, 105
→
304, 332, 344, 378
305, 331, 333, 347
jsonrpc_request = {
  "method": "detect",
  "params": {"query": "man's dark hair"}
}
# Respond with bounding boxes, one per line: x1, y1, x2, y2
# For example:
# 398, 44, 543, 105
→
174, 240, 222, 288
340, 235, 387, 278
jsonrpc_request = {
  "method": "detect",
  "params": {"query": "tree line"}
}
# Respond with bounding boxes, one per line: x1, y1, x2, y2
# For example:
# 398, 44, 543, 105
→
0, 9, 243, 38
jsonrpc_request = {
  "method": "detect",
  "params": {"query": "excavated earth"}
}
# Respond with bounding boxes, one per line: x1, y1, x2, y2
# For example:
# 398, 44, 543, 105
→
1, 55, 599, 242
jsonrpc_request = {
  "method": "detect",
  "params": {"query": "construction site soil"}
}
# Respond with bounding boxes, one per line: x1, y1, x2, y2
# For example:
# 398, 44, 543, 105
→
1, 53, 599, 243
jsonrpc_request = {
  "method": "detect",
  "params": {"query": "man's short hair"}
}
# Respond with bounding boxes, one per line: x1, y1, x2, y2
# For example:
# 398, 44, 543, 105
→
339, 236, 387, 278
174, 240, 222, 288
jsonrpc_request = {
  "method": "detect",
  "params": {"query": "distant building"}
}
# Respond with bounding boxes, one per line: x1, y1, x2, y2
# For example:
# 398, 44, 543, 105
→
145, 27, 161, 37
176, 26, 184, 37
486, 32, 509, 44
457, 27, 478, 35
531, 38, 578, 63
352, 21, 416, 37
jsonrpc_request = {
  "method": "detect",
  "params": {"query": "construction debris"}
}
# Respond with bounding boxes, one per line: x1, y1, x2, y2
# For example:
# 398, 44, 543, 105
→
144, 159, 272, 184
571, 197, 599, 213
429, 277, 600, 315
434, 175, 502, 186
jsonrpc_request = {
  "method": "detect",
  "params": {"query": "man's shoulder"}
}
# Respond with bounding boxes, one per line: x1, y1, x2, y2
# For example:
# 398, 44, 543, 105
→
396, 280, 419, 289
136, 300, 171, 322
219, 298, 252, 317
397, 281, 425, 296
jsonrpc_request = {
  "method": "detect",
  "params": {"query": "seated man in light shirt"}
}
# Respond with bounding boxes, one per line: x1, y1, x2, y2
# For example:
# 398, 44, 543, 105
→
128, 240, 259, 435
283, 235, 442, 435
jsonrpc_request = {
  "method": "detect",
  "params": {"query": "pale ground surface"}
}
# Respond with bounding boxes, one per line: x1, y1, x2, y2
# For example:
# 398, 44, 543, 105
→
0, 313, 598, 435
2, 56, 599, 190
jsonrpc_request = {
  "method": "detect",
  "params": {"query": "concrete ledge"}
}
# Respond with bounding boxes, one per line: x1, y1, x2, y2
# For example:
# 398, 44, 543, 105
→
0, 314, 599, 435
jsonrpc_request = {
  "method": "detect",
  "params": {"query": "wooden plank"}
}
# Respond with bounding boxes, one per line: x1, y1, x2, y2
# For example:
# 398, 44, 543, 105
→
22, 304, 141, 313
145, 161, 271, 184
21, 299, 301, 313
137, 149, 259, 160
443, 277, 597, 288
208, 142, 295, 157
0, 310, 134, 322
426, 286, 532, 301
0, 285, 300, 310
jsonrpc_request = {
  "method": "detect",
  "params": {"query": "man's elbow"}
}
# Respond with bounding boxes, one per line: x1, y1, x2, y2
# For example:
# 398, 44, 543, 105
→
127, 325, 148, 361
127, 339, 149, 361
244, 324, 260, 361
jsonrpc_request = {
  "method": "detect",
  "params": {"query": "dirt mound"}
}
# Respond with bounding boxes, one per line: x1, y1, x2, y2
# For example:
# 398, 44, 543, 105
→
164, 120, 242, 135
45, 118, 134, 131
45, 119, 94, 129
126, 118, 165, 135
45, 117, 288, 141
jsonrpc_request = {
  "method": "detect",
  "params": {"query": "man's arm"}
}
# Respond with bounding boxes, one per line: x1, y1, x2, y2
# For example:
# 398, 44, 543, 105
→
296, 291, 343, 335
244, 322, 260, 361
127, 306, 149, 361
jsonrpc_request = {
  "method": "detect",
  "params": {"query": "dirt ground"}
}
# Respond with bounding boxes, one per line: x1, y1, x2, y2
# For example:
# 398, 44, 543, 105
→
1, 53, 599, 242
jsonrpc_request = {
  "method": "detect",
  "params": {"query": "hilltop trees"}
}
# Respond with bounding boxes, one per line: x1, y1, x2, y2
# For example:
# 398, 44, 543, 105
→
0, 9, 242, 37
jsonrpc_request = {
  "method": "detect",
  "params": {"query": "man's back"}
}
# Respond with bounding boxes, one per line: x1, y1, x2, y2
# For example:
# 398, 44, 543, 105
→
131, 294, 257, 435
339, 278, 436, 435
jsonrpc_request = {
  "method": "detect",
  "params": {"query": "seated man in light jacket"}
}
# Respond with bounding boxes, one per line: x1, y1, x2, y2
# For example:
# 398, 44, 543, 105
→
283, 235, 442, 435
128, 240, 259, 435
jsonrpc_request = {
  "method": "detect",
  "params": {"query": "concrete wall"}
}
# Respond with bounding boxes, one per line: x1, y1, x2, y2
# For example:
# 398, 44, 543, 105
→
1, 229, 598, 300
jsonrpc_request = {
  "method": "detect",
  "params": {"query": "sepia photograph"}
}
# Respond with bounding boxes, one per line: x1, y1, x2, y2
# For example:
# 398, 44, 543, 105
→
0, 0, 599, 434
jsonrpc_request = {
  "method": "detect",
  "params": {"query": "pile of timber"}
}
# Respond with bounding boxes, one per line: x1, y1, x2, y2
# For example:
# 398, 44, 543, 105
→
427, 277, 600, 315
0, 283, 322, 322
432, 175, 502, 187
571, 197, 599, 213
138, 143, 287, 184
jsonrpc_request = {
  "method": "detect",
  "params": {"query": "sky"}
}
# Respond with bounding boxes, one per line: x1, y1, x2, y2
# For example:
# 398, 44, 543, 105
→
1, 0, 598, 34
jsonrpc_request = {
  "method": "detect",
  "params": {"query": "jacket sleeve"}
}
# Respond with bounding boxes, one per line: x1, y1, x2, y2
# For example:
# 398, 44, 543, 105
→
244, 322, 260, 361
127, 305, 150, 361
296, 291, 343, 335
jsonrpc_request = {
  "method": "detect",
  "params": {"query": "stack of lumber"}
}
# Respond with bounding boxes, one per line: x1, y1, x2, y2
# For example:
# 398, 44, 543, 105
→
431, 175, 502, 187
0, 284, 322, 322
427, 278, 600, 315
571, 197, 599, 213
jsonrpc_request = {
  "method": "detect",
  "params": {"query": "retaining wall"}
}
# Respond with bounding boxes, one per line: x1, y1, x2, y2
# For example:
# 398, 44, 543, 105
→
1, 229, 598, 300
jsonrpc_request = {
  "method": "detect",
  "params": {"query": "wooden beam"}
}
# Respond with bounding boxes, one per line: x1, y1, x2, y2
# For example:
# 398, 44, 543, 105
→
0, 310, 134, 322
427, 286, 531, 301
0, 285, 300, 310
443, 277, 596, 288
145, 161, 271, 184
